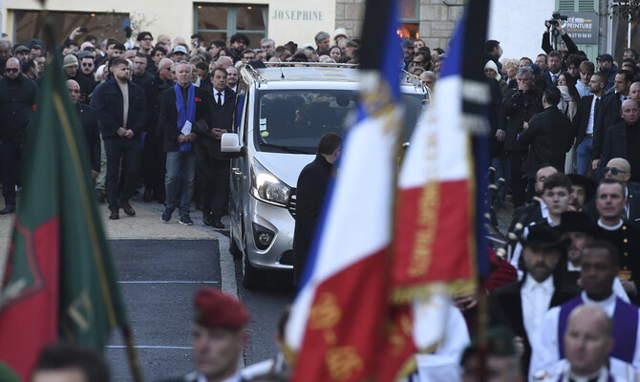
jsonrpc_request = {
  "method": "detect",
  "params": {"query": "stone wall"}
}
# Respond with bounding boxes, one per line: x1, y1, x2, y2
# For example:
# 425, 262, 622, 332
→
334, 0, 466, 51
334, 0, 366, 40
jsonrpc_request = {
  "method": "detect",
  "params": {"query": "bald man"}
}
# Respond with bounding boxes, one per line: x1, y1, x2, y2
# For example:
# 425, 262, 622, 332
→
602, 99, 640, 182
67, 80, 100, 179
630, 81, 640, 106
535, 304, 639, 381
604, 157, 640, 222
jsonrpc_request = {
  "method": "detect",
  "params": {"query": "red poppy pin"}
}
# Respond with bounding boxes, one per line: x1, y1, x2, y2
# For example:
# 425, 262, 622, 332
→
195, 97, 201, 102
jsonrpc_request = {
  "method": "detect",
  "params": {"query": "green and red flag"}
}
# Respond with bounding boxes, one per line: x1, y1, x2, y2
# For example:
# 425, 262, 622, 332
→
0, 47, 129, 380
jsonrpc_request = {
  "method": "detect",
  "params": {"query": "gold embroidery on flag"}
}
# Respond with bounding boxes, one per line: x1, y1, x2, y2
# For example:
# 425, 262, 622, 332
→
409, 181, 439, 277
310, 293, 341, 330
325, 346, 364, 380
67, 289, 94, 331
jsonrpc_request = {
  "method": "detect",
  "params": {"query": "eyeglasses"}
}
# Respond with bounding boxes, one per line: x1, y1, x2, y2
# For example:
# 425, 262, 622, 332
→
5, 68, 18, 73
82, 63, 93, 67
604, 167, 628, 175
261, 45, 271, 49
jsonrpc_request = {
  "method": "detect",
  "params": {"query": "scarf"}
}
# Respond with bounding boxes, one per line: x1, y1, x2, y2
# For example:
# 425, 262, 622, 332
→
175, 83, 195, 151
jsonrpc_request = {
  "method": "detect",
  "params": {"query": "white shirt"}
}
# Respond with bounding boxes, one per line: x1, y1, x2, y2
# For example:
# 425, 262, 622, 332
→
586, 96, 600, 135
197, 371, 242, 382
529, 292, 640, 381
538, 361, 636, 382
215, 90, 225, 106
522, 275, 555, 339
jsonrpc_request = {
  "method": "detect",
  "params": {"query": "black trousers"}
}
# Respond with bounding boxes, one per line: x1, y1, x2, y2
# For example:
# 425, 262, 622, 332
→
194, 142, 229, 217
505, 150, 527, 208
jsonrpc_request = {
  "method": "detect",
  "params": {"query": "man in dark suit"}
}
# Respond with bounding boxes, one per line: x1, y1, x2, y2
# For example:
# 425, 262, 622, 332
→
194, 68, 235, 228
158, 61, 213, 225
489, 224, 579, 376
518, 86, 573, 190
293, 133, 342, 285
91, 57, 148, 220
572, 73, 606, 177
67, 80, 100, 179
601, 99, 640, 179
593, 70, 634, 171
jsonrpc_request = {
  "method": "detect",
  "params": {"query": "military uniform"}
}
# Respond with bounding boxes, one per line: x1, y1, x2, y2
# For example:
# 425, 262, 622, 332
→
595, 220, 640, 304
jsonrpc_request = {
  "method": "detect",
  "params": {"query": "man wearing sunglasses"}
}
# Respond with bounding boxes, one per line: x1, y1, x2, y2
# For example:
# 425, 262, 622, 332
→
0, 57, 38, 214
75, 51, 97, 104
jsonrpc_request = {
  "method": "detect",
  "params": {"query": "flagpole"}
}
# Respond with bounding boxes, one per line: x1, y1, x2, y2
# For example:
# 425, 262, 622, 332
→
122, 326, 145, 382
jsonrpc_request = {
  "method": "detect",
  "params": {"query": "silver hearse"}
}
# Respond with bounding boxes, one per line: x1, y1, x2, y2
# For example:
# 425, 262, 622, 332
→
221, 63, 429, 289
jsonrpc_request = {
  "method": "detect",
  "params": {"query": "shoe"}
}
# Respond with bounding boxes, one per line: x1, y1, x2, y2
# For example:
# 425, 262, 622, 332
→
211, 216, 224, 229
109, 209, 119, 220
119, 200, 136, 216
203, 212, 213, 227
0, 204, 15, 214
143, 189, 153, 203
179, 214, 193, 226
161, 208, 174, 222
96, 190, 106, 204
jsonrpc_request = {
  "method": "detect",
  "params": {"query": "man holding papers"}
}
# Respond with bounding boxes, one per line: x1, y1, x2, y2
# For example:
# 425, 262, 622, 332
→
158, 61, 214, 225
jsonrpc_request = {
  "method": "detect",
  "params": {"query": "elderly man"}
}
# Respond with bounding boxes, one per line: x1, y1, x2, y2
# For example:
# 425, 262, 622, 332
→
215, 56, 233, 70
67, 80, 100, 180
0, 57, 37, 214
601, 99, 640, 180
490, 223, 578, 376
163, 287, 249, 382
530, 240, 640, 379
503, 66, 544, 207
260, 37, 276, 59
158, 61, 213, 225
314, 31, 331, 56
91, 57, 147, 220
536, 305, 639, 382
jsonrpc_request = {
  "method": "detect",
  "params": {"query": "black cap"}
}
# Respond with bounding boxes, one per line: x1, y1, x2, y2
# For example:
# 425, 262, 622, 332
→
568, 174, 598, 203
597, 54, 613, 62
557, 211, 596, 235
520, 223, 570, 250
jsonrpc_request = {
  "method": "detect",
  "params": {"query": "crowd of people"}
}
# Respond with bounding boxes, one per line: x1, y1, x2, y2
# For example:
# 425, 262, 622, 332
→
2, 17, 640, 382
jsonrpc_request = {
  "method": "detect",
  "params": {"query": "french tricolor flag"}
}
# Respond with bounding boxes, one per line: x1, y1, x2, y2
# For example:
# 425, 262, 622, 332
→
285, 0, 402, 380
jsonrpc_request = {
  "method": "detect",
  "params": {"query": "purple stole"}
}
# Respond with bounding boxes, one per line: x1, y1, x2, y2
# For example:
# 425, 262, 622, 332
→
558, 295, 639, 363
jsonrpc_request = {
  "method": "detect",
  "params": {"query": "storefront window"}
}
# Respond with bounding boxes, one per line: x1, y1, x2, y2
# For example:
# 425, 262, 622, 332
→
194, 4, 267, 48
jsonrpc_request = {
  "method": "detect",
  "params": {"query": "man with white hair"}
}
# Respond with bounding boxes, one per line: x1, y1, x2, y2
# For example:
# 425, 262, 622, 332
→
314, 31, 331, 56
215, 56, 233, 70
260, 37, 276, 59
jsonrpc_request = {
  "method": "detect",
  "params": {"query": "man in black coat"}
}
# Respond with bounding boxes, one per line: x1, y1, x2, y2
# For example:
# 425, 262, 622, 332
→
0, 57, 38, 214
518, 86, 573, 191
91, 57, 147, 220
489, 223, 579, 376
293, 133, 342, 285
158, 61, 214, 225
67, 80, 100, 178
503, 66, 544, 207
593, 70, 633, 169
194, 68, 235, 228
601, 99, 640, 180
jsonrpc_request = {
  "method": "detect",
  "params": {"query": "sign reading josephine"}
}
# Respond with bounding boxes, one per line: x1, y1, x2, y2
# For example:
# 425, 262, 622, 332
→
561, 12, 599, 45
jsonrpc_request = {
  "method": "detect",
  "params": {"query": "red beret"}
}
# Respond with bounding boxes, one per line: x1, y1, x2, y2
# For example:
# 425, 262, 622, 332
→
193, 287, 249, 329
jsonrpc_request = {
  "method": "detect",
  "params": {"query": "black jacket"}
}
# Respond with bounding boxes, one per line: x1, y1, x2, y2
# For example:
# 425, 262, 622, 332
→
572, 95, 602, 146
489, 276, 580, 376
293, 154, 334, 281
593, 91, 624, 159
502, 87, 543, 151
157, 85, 214, 153
198, 87, 236, 159
90, 78, 148, 140
0, 74, 38, 142
601, 120, 634, 167
518, 106, 573, 178
75, 103, 101, 172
